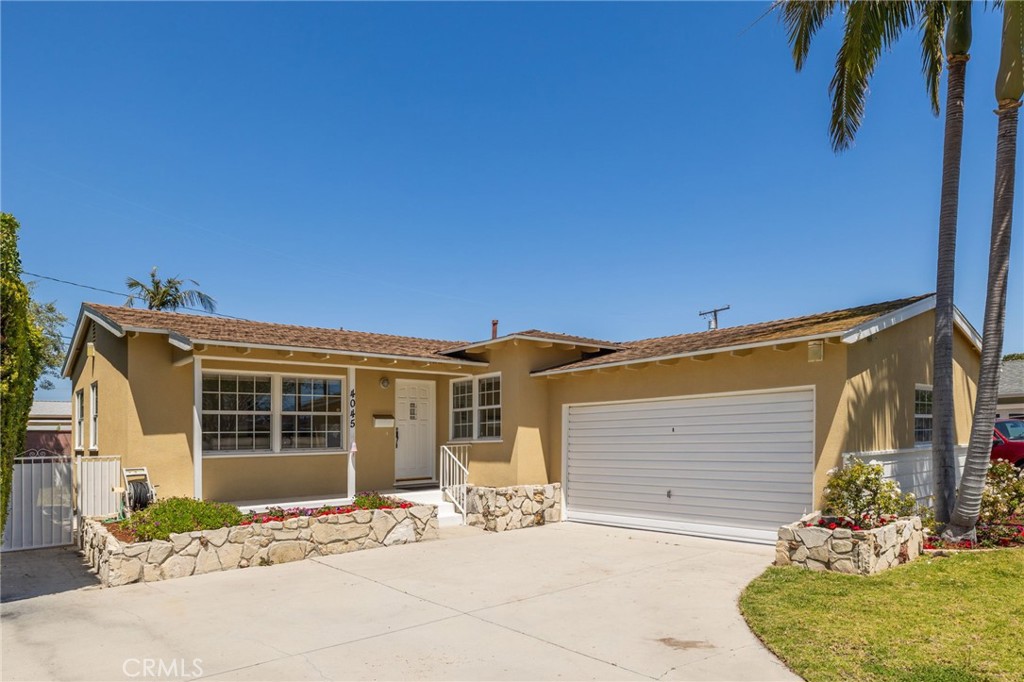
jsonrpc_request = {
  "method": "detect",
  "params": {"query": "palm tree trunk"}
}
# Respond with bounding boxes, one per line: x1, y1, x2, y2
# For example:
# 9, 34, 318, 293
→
931, 53, 968, 525
944, 1, 1023, 541
945, 102, 1019, 538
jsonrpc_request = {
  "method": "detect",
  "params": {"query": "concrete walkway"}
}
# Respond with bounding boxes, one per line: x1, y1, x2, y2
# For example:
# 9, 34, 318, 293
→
1, 523, 798, 681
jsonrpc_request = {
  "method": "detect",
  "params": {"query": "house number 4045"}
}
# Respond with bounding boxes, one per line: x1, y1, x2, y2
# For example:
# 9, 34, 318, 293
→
349, 389, 356, 429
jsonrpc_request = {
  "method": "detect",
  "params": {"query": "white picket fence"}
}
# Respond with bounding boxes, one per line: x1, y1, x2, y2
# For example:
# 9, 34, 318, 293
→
843, 446, 968, 506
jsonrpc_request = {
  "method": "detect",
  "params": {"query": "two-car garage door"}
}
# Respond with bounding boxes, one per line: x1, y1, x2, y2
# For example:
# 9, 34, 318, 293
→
564, 388, 815, 543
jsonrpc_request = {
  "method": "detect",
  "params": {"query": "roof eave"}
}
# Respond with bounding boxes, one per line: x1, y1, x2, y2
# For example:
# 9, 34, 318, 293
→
530, 331, 841, 377
186, 337, 489, 367
60, 305, 126, 378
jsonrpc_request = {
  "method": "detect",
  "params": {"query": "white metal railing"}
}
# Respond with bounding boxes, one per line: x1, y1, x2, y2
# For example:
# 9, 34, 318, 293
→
842, 446, 968, 507
440, 444, 470, 523
2, 454, 74, 552
77, 455, 122, 519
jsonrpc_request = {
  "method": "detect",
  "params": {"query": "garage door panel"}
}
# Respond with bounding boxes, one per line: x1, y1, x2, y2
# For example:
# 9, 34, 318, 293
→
565, 389, 814, 543
566, 494, 809, 528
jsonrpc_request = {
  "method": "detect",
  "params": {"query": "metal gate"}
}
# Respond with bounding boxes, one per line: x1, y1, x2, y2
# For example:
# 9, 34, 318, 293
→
77, 456, 122, 519
1, 452, 75, 552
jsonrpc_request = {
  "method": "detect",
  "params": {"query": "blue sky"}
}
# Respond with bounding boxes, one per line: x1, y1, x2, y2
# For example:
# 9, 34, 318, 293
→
3, 2, 1021, 401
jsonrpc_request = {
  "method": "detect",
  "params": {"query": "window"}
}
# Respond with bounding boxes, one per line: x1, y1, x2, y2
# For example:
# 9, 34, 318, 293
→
89, 383, 99, 449
450, 374, 501, 440
914, 386, 933, 445
280, 377, 343, 450
75, 390, 84, 449
200, 373, 346, 455
202, 374, 272, 453
451, 380, 474, 440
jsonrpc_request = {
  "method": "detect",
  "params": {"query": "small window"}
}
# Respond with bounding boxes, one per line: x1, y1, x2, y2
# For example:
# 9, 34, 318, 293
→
914, 386, 933, 445
89, 383, 99, 449
74, 390, 84, 450
449, 374, 501, 441
201, 374, 273, 453
280, 377, 344, 451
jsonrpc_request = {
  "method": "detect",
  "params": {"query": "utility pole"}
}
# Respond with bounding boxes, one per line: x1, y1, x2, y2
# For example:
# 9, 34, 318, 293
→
699, 305, 730, 330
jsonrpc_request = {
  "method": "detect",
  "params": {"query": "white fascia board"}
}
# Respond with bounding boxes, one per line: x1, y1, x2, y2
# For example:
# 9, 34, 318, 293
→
952, 308, 983, 351
188, 338, 489, 367
168, 332, 193, 351
60, 306, 126, 378
530, 332, 839, 377
840, 296, 936, 344
443, 334, 620, 354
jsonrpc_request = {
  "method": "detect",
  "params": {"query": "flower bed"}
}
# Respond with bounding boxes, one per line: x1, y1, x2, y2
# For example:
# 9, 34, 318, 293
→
775, 512, 923, 575
81, 499, 438, 587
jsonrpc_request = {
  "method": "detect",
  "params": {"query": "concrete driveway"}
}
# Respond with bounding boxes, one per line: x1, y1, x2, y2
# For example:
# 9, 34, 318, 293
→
1, 523, 798, 681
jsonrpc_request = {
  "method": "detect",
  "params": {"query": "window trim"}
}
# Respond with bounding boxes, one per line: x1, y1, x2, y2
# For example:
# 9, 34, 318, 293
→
913, 383, 933, 447
89, 382, 99, 450
448, 372, 502, 442
74, 389, 85, 450
200, 370, 347, 458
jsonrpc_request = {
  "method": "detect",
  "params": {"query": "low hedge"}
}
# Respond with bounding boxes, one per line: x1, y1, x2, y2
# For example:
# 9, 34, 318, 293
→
121, 497, 244, 541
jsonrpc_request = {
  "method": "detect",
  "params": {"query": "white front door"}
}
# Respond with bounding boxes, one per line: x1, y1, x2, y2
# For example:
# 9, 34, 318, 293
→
395, 379, 436, 482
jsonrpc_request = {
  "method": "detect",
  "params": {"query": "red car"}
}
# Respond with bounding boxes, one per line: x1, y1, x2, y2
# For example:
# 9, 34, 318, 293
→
992, 419, 1024, 469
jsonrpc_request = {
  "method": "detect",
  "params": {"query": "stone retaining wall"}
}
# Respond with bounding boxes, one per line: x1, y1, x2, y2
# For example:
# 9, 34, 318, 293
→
465, 484, 561, 532
775, 513, 923, 575
81, 504, 438, 587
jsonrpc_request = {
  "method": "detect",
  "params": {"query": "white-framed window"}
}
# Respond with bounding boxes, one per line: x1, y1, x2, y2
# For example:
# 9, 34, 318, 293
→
74, 389, 85, 450
449, 373, 501, 441
280, 377, 344, 450
914, 384, 933, 445
200, 372, 345, 456
89, 382, 99, 449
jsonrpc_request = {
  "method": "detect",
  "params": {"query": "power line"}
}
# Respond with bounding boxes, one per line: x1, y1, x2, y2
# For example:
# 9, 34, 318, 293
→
24, 271, 247, 320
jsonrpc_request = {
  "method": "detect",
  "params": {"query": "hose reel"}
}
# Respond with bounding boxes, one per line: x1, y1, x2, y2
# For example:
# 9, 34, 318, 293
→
122, 467, 157, 513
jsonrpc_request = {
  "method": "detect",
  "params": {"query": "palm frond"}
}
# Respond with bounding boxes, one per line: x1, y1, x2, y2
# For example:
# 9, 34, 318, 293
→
918, 0, 949, 116
776, 0, 841, 71
828, 1, 917, 151
181, 289, 217, 314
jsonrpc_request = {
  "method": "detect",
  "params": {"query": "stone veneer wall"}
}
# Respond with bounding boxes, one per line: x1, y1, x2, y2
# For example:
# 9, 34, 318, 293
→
775, 513, 923, 575
81, 504, 438, 587
465, 484, 561, 532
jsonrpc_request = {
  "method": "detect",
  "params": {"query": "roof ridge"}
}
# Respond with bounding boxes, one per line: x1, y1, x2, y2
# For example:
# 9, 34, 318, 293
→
85, 303, 468, 347
624, 293, 933, 346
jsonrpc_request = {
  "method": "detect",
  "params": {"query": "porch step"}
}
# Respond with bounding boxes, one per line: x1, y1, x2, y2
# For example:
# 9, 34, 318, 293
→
392, 488, 464, 528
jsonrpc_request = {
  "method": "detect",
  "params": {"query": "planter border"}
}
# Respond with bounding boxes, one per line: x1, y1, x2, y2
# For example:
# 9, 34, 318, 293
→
775, 512, 923, 575
81, 503, 438, 587
465, 483, 561, 532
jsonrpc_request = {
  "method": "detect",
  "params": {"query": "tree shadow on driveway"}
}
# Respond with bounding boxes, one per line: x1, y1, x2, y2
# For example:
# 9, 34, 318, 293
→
1, 546, 101, 602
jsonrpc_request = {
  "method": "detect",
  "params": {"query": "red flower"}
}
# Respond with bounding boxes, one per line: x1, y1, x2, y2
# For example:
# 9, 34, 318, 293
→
828, 522, 837, 530
852, 525, 861, 531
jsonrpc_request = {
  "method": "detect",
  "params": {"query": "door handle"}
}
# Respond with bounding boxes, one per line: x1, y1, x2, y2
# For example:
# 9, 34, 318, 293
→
395, 427, 399, 448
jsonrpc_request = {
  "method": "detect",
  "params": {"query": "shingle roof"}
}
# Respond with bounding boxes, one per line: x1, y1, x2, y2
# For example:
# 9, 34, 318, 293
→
84, 304, 472, 363
1001, 359, 1024, 398
30, 400, 72, 418
533, 294, 933, 375
440, 329, 622, 354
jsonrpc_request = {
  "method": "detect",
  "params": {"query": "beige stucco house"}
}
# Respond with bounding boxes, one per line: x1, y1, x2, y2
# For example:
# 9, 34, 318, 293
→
63, 293, 980, 542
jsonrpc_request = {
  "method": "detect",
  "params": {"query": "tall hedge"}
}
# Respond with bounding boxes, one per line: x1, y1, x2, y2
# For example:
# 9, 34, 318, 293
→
1, 213, 45, 535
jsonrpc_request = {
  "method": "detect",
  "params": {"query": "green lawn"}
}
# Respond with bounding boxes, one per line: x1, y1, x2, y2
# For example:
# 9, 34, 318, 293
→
739, 549, 1024, 682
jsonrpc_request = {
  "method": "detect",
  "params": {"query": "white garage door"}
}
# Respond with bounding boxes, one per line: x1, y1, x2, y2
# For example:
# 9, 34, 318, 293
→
564, 388, 815, 543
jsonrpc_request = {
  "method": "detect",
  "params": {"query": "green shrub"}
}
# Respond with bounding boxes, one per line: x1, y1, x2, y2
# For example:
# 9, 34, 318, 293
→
822, 459, 929, 527
352, 491, 406, 509
980, 459, 1024, 525
122, 497, 243, 541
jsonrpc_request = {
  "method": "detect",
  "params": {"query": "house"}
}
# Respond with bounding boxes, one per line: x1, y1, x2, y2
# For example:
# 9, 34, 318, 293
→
62, 293, 980, 542
996, 356, 1024, 419
25, 400, 73, 455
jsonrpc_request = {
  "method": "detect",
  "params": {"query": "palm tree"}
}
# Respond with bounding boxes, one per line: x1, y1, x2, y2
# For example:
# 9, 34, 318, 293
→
125, 267, 217, 313
945, 3, 1023, 540
776, 0, 965, 522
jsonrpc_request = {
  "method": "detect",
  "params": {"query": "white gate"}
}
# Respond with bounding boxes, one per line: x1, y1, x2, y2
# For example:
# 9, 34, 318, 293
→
1, 453, 75, 552
77, 456, 122, 519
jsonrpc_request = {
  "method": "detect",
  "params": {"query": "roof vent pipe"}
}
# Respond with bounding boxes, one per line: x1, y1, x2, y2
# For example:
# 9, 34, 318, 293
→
492, 319, 499, 339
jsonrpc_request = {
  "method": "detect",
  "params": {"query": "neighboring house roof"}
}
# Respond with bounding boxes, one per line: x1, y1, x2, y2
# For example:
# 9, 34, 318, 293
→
441, 329, 622, 354
532, 293, 979, 376
30, 400, 72, 418
1000, 359, 1024, 399
64, 304, 482, 375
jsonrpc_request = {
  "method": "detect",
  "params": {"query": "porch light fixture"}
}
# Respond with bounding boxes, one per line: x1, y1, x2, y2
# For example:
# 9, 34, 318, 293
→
379, 377, 391, 389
